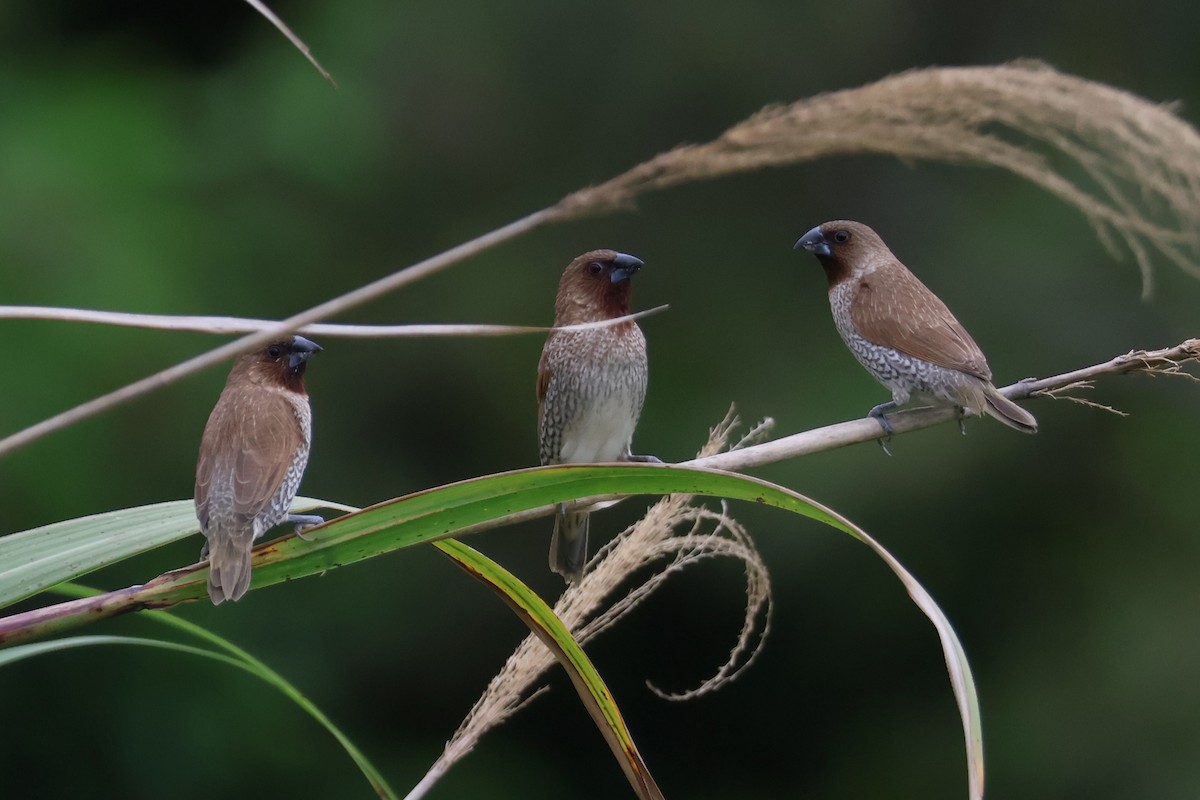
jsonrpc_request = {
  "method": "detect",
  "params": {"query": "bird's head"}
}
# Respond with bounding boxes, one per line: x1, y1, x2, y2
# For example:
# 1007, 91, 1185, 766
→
795, 220, 890, 286
234, 335, 323, 393
554, 249, 644, 323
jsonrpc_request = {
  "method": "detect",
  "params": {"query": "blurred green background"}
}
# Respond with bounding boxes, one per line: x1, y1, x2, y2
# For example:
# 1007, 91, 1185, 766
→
2, 1, 1199, 798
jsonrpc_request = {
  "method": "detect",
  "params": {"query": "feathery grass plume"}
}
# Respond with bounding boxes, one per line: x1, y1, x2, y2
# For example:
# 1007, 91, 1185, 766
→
408, 410, 773, 799
551, 61, 1200, 297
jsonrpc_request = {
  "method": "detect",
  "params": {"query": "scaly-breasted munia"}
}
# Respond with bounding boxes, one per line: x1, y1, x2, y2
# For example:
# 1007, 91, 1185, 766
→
195, 335, 323, 604
537, 250, 658, 582
795, 220, 1037, 436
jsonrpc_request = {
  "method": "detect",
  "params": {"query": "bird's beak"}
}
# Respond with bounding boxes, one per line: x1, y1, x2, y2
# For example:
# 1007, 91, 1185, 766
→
609, 252, 644, 283
289, 335, 322, 368
794, 227, 831, 257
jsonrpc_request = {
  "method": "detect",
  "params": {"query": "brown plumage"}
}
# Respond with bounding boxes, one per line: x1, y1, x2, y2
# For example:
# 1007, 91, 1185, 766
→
195, 335, 322, 604
537, 249, 658, 582
795, 220, 1036, 435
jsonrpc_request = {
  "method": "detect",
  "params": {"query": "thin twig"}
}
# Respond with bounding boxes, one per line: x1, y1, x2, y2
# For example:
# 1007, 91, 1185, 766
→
693, 339, 1200, 473
242, 0, 337, 87
0, 305, 669, 338
404, 338, 1200, 529
1011, 339, 1200, 394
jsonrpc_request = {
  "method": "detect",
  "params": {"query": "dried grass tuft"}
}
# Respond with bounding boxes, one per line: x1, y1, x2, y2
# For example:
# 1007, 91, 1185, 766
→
552, 62, 1200, 297
415, 409, 773, 794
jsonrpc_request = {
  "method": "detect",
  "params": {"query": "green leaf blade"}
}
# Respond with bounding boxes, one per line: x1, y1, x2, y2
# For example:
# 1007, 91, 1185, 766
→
437, 539, 665, 800
0, 464, 982, 798
0, 497, 352, 610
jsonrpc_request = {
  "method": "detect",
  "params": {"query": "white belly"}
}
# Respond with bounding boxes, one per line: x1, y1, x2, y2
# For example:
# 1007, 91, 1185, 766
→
558, 393, 636, 463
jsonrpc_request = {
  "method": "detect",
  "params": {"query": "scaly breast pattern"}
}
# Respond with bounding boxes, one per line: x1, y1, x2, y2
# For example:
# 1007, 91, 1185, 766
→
540, 325, 647, 465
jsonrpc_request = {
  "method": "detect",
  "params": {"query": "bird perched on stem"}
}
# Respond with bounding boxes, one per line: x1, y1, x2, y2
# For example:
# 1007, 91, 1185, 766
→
795, 220, 1036, 442
538, 250, 659, 582
195, 335, 323, 604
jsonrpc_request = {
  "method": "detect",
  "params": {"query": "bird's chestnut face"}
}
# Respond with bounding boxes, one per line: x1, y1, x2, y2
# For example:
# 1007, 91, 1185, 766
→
796, 220, 890, 285
796, 224, 857, 258
258, 335, 322, 370
801, 221, 886, 259
555, 249, 645, 322
576, 252, 643, 285
237, 335, 322, 391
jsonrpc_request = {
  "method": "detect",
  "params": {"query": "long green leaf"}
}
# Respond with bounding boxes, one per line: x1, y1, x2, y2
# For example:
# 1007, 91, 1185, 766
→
49, 583, 398, 800
0, 464, 983, 799
0, 496, 352, 610
0, 633, 246, 668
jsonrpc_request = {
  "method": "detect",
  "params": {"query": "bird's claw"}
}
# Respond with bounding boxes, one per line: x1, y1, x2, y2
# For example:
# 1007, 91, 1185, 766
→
868, 402, 896, 456
956, 407, 968, 437
627, 453, 663, 464
286, 513, 325, 541
868, 410, 897, 434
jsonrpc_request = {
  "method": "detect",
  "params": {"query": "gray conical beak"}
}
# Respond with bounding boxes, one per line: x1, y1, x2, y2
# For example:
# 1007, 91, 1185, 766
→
288, 335, 322, 367
609, 252, 644, 283
795, 226, 831, 257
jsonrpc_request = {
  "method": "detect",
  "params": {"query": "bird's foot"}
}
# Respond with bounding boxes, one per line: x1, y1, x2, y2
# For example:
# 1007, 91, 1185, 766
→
627, 453, 663, 464
956, 406, 968, 437
287, 513, 325, 541
868, 402, 896, 455
199, 541, 210, 560
868, 402, 897, 435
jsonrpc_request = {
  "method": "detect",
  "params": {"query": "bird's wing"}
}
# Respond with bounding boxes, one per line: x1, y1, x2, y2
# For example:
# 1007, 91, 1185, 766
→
196, 388, 304, 528
535, 346, 552, 422
849, 264, 992, 381
536, 344, 557, 465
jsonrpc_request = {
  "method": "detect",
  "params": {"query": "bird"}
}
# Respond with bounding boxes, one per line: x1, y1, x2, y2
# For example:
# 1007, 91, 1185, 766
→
537, 249, 659, 582
794, 220, 1036, 439
194, 335, 323, 604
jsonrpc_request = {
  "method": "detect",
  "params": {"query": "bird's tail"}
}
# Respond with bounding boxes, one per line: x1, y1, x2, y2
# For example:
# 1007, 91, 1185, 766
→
983, 385, 1038, 434
204, 530, 255, 604
549, 507, 590, 583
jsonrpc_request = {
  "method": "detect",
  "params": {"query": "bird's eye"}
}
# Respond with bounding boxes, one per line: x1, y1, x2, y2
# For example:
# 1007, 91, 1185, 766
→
586, 261, 604, 275
833, 230, 851, 244
267, 345, 284, 359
